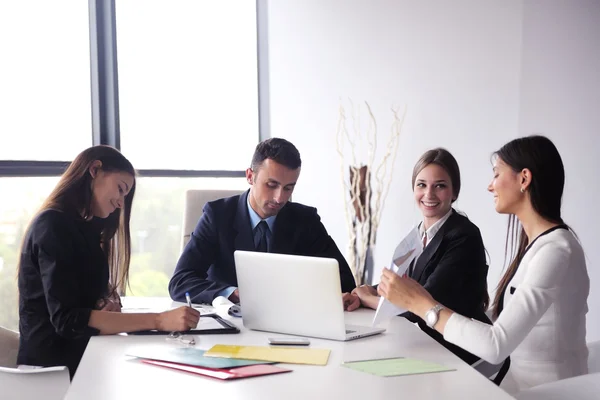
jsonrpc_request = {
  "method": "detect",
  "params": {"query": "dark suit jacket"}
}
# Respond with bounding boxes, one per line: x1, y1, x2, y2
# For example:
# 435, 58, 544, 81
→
169, 191, 356, 303
18, 210, 105, 378
402, 210, 491, 365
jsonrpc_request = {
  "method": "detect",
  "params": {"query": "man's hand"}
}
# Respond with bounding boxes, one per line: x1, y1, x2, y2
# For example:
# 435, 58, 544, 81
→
228, 289, 240, 304
342, 292, 361, 311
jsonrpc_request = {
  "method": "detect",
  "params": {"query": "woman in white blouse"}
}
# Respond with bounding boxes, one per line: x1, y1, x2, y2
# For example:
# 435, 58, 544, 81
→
378, 135, 589, 394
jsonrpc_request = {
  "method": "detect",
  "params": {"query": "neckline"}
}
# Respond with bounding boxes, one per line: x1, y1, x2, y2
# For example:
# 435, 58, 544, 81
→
523, 224, 569, 255
497, 223, 568, 316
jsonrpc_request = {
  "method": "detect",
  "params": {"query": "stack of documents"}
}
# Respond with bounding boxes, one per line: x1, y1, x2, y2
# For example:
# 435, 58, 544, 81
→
204, 344, 331, 366
128, 344, 331, 380
140, 360, 290, 380
128, 347, 289, 380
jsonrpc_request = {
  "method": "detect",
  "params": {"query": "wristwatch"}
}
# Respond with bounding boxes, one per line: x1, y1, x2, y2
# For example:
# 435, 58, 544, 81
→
425, 304, 444, 328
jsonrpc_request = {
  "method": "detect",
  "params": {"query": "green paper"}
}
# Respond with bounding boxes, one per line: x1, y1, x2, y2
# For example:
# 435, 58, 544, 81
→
127, 347, 274, 369
342, 357, 454, 377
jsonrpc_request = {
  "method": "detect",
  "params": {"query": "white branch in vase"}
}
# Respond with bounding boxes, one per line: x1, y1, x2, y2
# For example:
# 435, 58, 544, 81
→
335, 100, 406, 286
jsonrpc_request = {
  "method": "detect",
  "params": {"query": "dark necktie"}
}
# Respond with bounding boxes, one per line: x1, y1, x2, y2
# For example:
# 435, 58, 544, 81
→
254, 220, 269, 252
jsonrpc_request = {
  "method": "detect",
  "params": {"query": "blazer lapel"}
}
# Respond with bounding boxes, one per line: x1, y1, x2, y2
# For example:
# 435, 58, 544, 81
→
411, 233, 442, 283
233, 190, 256, 251
411, 211, 458, 282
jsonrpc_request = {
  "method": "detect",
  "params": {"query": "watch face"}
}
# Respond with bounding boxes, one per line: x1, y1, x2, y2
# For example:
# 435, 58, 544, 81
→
426, 311, 435, 325
425, 309, 438, 327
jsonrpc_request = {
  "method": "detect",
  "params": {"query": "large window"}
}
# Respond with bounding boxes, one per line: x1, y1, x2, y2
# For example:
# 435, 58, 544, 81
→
0, 1, 259, 332
116, 0, 259, 170
0, 2, 92, 160
0, 178, 59, 330
128, 177, 247, 297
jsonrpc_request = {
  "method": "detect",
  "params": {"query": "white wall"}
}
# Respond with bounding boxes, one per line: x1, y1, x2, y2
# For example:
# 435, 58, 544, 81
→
518, 0, 600, 340
264, 0, 599, 340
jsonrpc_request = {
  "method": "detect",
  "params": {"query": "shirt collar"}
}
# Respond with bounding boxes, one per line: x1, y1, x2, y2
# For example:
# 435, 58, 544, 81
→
247, 193, 277, 232
419, 208, 453, 243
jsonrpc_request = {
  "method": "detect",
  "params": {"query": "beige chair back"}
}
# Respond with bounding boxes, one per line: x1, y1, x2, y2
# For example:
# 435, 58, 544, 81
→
181, 189, 244, 251
0, 326, 19, 368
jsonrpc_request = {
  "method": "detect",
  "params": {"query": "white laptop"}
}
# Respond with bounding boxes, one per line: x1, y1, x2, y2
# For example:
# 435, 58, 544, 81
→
233, 250, 386, 341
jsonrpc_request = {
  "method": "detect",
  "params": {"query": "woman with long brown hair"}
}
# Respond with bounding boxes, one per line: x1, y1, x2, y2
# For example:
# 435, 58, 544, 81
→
378, 136, 589, 394
17, 145, 199, 377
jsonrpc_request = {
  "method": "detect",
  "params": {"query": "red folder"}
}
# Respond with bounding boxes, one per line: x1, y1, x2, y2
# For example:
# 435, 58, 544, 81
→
141, 359, 292, 380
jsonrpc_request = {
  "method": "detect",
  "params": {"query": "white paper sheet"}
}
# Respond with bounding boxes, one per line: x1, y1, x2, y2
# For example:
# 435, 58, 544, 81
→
212, 296, 242, 317
372, 226, 423, 326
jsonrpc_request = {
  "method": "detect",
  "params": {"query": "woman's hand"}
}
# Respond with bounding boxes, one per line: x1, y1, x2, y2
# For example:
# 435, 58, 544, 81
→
95, 298, 122, 312
155, 306, 200, 332
351, 285, 380, 310
377, 268, 436, 315
96, 286, 123, 312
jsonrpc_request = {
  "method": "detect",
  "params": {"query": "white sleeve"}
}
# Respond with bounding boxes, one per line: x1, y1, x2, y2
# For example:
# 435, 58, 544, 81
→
443, 240, 571, 364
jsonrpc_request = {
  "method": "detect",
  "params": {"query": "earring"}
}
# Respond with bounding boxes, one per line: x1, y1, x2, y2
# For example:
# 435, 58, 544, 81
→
520, 188, 525, 193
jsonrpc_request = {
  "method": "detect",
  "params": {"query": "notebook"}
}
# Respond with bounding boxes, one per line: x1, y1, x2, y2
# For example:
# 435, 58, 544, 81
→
127, 347, 274, 369
141, 359, 291, 380
342, 357, 455, 377
204, 344, 330, 366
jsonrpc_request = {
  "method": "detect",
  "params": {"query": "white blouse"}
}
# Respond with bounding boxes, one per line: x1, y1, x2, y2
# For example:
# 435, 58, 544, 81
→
444, 227, 589, 393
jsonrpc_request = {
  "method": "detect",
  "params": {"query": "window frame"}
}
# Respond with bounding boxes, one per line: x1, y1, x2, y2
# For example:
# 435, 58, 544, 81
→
0, 0, 268, 179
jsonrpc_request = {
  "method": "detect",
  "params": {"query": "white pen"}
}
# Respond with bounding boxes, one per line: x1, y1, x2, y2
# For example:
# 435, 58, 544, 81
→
185, 292, 192, 308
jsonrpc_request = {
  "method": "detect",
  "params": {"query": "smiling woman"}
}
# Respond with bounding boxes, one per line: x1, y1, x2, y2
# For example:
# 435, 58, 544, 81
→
16, 145, 200, 378
377, 136, 590, 394
348, 148, 492, 368
88, 162, 135, 219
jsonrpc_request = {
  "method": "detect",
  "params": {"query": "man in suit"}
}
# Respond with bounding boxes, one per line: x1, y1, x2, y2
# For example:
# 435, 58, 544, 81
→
169, 138, 356, 304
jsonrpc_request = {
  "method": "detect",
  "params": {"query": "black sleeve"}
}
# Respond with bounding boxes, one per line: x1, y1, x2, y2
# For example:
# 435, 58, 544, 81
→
33, 212, 99, 338
304, 209, 357, 293
168, 203, 228, 303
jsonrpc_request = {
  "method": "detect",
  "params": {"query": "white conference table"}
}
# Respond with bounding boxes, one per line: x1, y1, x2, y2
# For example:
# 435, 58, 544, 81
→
65, 297, 514, 400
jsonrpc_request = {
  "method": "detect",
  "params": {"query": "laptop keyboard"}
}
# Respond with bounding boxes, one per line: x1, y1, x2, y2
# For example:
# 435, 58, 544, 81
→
345, 329, 356, 334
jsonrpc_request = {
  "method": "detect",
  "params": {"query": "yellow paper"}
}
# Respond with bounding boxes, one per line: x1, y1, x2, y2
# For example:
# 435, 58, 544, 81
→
204, 344, 330, 366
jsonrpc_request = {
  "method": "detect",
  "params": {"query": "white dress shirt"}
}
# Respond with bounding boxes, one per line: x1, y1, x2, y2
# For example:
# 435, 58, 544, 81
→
443, 228, 589, 394
418, 208, 454, 248
408, 209, 453, 277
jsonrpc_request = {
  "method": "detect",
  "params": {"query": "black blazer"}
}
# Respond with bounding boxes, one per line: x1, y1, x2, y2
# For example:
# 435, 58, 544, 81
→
17, 210, 105, 378
169, 191, 356, 303
403, 210, 491, 365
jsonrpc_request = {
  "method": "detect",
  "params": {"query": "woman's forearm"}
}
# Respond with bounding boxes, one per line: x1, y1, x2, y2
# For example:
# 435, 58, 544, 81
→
363, 295, 380, 310
88, 310, 158, 335
411, 297, 453, 334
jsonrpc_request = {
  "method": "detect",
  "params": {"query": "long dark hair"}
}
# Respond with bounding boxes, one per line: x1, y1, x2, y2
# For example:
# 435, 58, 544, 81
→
412, 148, 490, 311
18, 145, 136, 293
491, 135, 565, 318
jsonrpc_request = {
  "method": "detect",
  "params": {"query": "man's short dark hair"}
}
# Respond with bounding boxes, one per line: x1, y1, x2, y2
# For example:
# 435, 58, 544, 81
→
250, 138, 302, 171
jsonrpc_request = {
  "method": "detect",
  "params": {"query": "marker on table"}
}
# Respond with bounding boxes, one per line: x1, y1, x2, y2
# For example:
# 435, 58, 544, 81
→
185, 292, 192, 308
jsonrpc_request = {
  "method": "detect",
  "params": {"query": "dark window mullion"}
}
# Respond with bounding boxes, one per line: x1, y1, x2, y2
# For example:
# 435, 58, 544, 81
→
89, 0, 120, 149
0, 161, 70, 177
